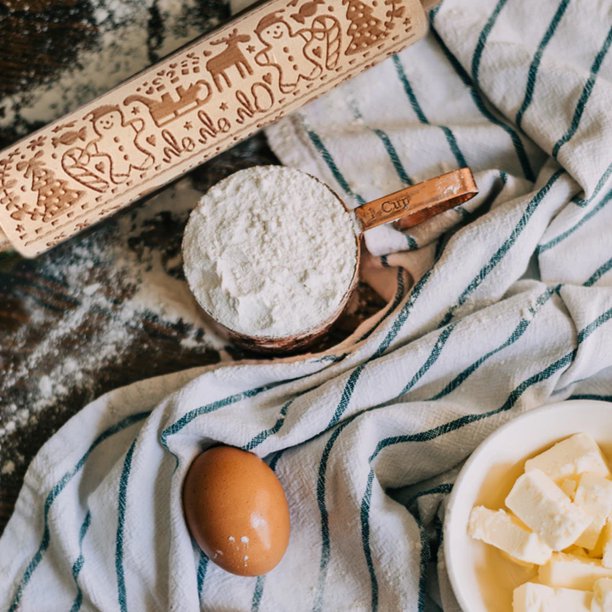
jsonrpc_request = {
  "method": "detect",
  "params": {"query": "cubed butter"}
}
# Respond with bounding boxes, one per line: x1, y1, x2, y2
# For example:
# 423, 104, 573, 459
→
468, 506, 552, 564
574, 473, 612, 549
525, 434, 610, 482
539, 552, 612, 590
592, 578, 612, 612
506, 469, 592, 550
512, 582, 591, 612
603, 520, 612, 569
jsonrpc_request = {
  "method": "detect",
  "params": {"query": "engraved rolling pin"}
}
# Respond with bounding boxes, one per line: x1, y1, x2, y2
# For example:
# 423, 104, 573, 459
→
0, 0, 431, 257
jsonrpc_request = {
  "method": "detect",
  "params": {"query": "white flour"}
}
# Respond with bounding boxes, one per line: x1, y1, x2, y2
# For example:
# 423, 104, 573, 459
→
183, 166, 358, 338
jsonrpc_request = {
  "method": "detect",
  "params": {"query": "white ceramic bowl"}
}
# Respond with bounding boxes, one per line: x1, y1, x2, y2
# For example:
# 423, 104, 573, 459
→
444, 399, 612, 612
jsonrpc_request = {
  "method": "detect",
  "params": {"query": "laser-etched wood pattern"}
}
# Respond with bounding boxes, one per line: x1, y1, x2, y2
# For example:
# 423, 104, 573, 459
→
0, 0, 427, 257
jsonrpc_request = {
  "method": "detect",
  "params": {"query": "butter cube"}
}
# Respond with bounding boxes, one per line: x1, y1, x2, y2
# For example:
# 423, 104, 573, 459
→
525, 433, 610, 482
506, 469, 592, 550
603, 520, 612, 569
592, 578, 612, 612
574, 473, 612, 549
513, 582, 591, 612
539, 552, 612, 590
468, 506, 552, 564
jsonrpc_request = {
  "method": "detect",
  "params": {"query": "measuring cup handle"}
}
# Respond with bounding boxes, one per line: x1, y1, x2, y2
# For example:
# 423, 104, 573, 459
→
354, 168, 478, 232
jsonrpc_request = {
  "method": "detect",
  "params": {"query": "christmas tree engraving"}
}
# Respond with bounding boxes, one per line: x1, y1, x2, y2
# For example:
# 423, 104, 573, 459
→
343, 0, 387, 55
14, 151, 83, 222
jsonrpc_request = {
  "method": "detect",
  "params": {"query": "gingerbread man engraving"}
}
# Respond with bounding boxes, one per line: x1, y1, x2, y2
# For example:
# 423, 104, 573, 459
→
62, 105, 154, 192
253, 12, 340, 93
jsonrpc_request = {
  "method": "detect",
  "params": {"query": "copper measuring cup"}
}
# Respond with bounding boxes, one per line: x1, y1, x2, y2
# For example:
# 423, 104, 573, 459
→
193, 167, 477, 353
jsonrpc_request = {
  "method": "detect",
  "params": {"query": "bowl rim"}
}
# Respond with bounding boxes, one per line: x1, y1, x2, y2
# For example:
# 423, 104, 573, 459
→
443, 398, 612, 612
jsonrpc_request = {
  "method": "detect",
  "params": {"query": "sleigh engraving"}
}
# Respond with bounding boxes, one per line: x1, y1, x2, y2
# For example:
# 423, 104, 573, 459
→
124, 81, 213, 128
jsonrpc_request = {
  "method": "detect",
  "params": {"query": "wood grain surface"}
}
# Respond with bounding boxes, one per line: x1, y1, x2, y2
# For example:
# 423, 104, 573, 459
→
0, 0, 386, 534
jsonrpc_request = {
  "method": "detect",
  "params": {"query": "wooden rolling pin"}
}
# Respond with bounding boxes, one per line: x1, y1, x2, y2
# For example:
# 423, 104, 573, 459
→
0, 0, 433, 257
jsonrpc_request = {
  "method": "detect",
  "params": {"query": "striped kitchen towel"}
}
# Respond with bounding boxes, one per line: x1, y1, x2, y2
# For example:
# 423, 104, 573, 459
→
1, 0, 611, 610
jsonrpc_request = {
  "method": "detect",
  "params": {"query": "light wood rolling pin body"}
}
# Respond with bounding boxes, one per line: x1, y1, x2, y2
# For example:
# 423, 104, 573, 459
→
0, 0, 429, 257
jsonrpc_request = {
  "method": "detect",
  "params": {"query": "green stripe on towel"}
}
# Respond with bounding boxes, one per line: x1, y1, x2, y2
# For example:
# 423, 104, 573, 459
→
538, 188, 611, 253
69, 511, 92, 612
552, 27, 612, 158
391, 55, 467, 169
430, 12, 535, 181
8, 412, 150, 612
515, 0, 571, 130
115, 439, 137, 612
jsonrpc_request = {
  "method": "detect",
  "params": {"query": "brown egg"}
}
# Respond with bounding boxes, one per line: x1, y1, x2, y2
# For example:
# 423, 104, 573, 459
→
182, 445, 290, 576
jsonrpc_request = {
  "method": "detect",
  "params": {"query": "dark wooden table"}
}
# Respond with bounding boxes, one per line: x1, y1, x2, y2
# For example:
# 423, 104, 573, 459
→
0, 0, 384, 534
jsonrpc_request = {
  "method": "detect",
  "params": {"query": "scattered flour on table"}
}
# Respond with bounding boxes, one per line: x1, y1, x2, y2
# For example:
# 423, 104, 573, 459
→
0, 0, 229, 471
0, 178, 226, 458
183, 166, 359, 338
1, 461, 15, 476
0, 0, 226, 133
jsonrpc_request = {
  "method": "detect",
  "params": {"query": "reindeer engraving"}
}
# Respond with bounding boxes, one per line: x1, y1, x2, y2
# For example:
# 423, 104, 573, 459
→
205, 29, 253, 92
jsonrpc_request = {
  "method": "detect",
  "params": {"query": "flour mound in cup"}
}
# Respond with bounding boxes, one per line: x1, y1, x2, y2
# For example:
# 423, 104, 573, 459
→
183, 166, 359, 338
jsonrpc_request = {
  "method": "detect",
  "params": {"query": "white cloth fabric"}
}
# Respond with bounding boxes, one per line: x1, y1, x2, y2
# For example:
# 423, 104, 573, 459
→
2, 0, 612, 610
